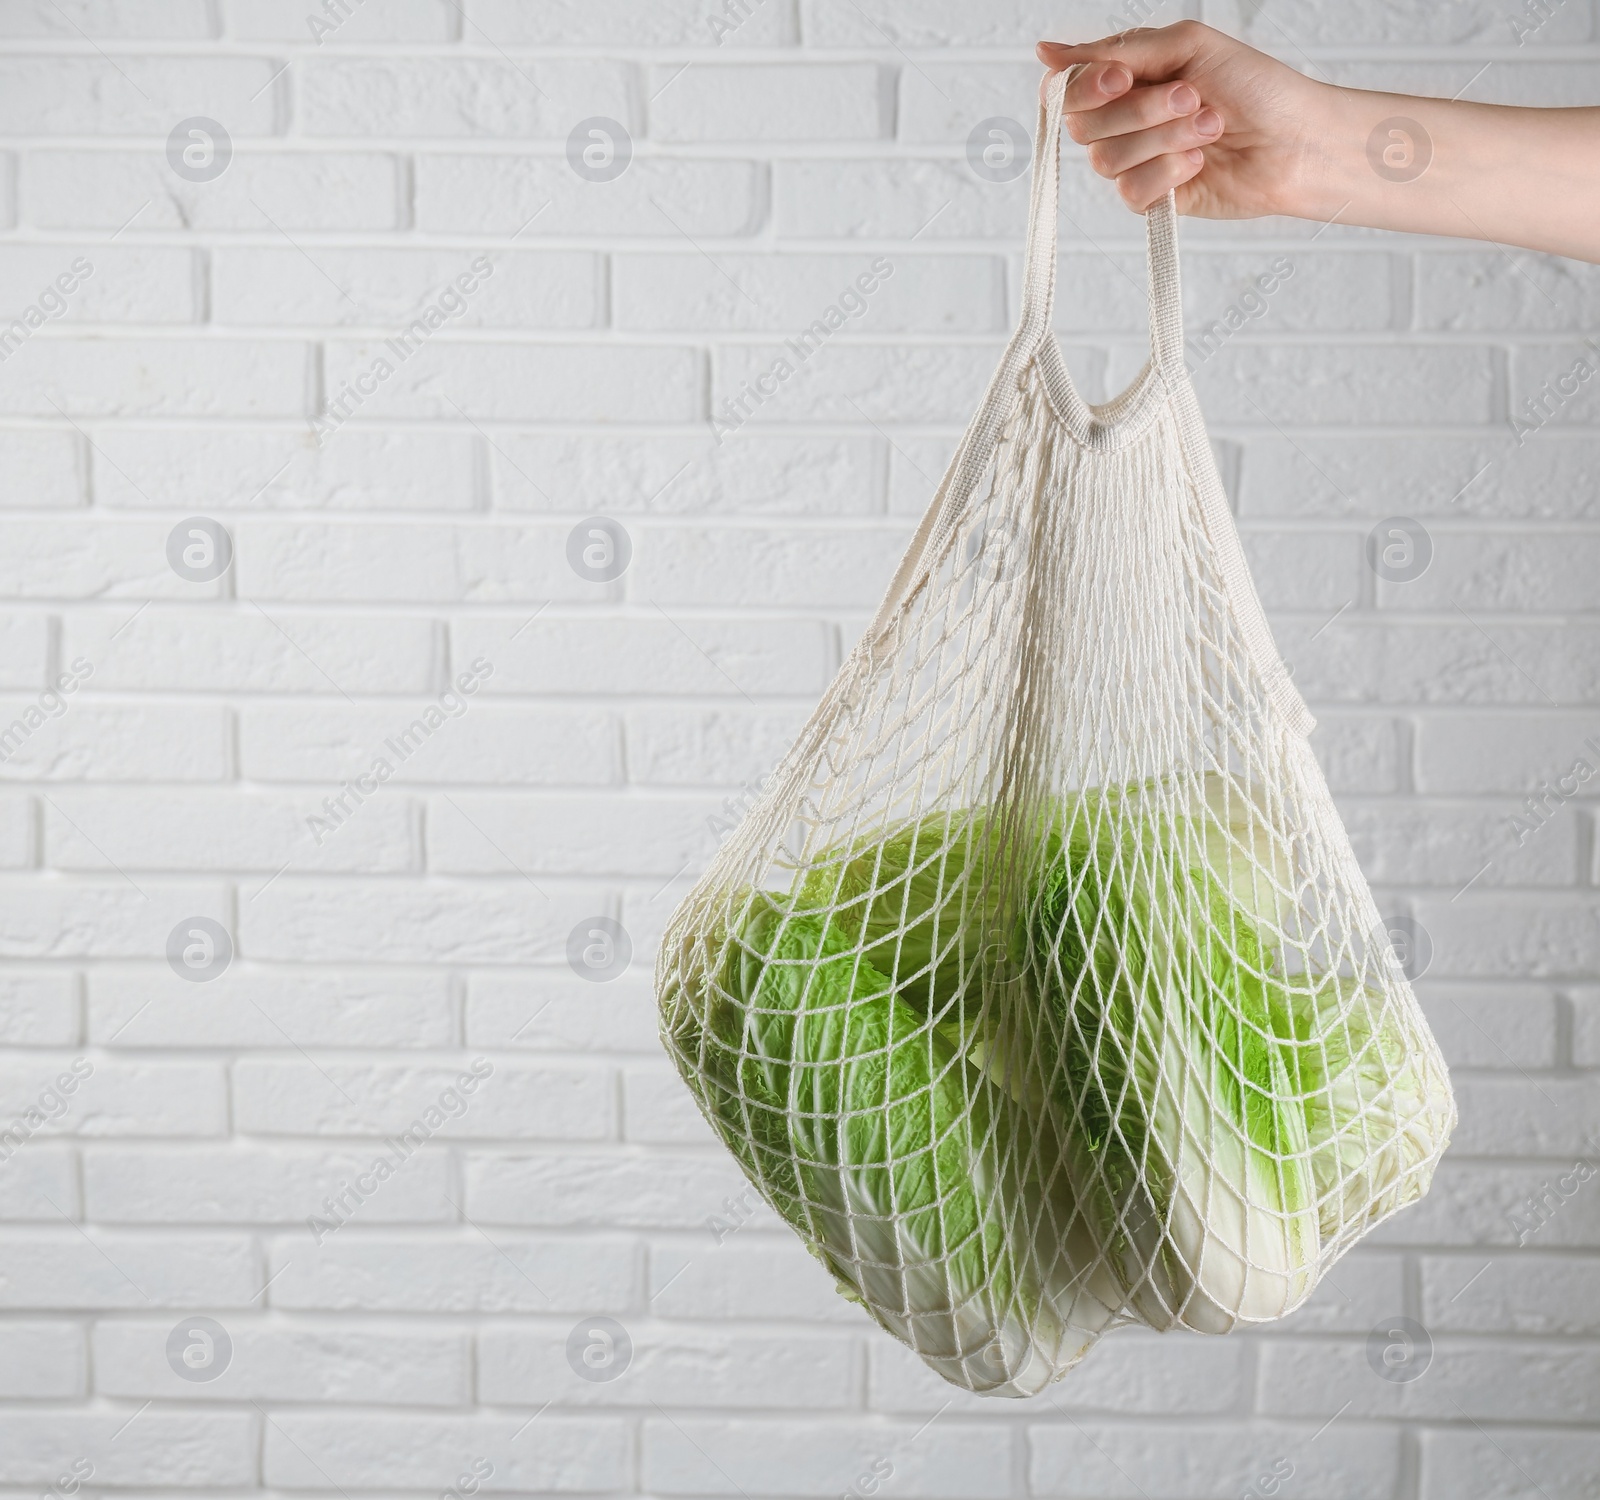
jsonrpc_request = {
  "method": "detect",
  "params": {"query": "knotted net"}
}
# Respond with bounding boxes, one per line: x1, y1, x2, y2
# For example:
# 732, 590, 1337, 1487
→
656, 69, 1455, 1397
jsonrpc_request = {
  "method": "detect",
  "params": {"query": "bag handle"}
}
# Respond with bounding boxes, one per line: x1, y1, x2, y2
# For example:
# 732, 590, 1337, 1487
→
860, 67, 1181, 652
858, 69, 1314, 740
1020, 67, 1188, 380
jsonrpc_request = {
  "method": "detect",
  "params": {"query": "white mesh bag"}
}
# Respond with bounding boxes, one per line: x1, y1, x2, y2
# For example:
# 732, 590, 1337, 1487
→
656, 70, 1456, 1397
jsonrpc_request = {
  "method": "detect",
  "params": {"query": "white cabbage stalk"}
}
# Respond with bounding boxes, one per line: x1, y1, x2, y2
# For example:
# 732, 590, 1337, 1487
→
1109, 1014, 1320, 1334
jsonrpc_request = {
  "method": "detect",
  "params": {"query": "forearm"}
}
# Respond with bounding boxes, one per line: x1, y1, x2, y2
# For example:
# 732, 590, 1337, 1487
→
1288, 86, 1600, 262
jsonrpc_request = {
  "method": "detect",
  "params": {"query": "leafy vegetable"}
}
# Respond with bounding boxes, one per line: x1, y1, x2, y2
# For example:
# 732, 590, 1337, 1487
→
664, 775, 1450, 1384
1035, 793, 1319, 1332
664, 887, 1115, 1395
1280, 975, 1450, 1243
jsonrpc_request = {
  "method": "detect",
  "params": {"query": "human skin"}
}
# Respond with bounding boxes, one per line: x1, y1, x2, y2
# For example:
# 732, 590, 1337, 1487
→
1038, 21, 1600, 263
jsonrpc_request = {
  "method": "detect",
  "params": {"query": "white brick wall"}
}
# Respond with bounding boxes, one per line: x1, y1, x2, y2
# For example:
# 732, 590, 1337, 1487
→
0, 2, 1595, 1496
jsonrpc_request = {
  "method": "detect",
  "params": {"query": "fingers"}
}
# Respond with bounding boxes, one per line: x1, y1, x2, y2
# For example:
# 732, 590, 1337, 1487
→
1111, 149, 1206, 214
1064, 79, 1200, 145
1083, 108, 1221, 179
1035, 21, 1213, 84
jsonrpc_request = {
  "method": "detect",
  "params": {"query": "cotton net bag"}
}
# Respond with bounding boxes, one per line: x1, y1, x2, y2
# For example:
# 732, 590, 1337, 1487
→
657, 69, 1455, 1397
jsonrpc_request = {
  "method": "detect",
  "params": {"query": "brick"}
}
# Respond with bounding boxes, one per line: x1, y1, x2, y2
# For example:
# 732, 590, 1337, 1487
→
267, 1232, 637, 1313
1573, 986, 1600, 1066
237, 520, 592, 603
617, 252, 1004, 333
0, 1, 212, 35
1238, 528, 1360, 610
643, 1416, 1011, 1497
648, 1236, 860, 1322
1422, 1252, 1600, 1333
1028, 1421, 1400, 1499
89, 969, 453, 1048
322, 339, 700, 423
1189, 343, 1496, 425
1414, 893, 1600, 979
1418, 251, 1600, 331
480, 1324, 858, 1408
93, 1320, 470, 1403
26, 149, 400, 231
0, 245, 194, 322
0, 702, 229, 782
426, 792, 718, 878
1236, 432, 1600, 521
225, 0, 454, 40
1325, 59, 1600, 106
650, 63, 886, 142
0, 429, 80, 508
1340, 797, 1576, 887
1416, 711, 1600, 793
1447, 1077, 1600, 1157
42, 788, 417, 874
0, 1145, 77, 1220
301, 57, 632, 137
466, 972, 661, 1054
1421, 1429, 1600, 1500
0, 338, 307, 418
91, 427, 478, 511
1050, 249, 1393, 337
633, 523, 909, 608
467, 1150, 760, 1228
898, 61, 1048, 143
804, 0, 1194, 46
0, 1321, 83, 1395
234, 1057, 613, 1140
492, 432, 884, 517
0, 879, 227, 960
1415, 982, 1560, 1068
0, 56, 277, 134
0, 1410, 255, 1486
0, 1231, 257, 1306
241, 702, 620, 785
1370, 1161, 1600, 1248
1382, 530, 1600, 613
1247, 0, 1589, 44
84, 1145, 453, 1224
1511, 342, 1600, 429
1260, 1337, 1600, 1423
1310, 714, 1401, 793
0, 519, 226, 599
215, 248, 600, 329
241, 881, 600, 965
0, 1054, 224, 1137
416, 154, 764, 237
453, 615, 831, 699
0, 614, 52, 688
626, 705, 806, 786
716, 341, 1001, 424
0, 793, 33, 865
1274, 618, 1600, 708
264, 1412, 628, 1491
0, 972, 77, 1044
470, 0, 793, 44
776, 158, 1030, 241
64, 609, 438, 694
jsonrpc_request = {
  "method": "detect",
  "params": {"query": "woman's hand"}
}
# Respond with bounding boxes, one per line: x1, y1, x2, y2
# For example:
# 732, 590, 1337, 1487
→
1037, 21, 1330, 219
1037, 19, 1600, 262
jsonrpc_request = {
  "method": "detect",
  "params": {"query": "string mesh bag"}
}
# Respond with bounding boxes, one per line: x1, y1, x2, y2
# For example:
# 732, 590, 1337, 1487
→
656, 69, 1456, 1397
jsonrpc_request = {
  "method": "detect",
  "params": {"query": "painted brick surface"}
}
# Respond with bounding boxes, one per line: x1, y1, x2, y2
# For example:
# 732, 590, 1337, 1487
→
0, 7, 1593, 1499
